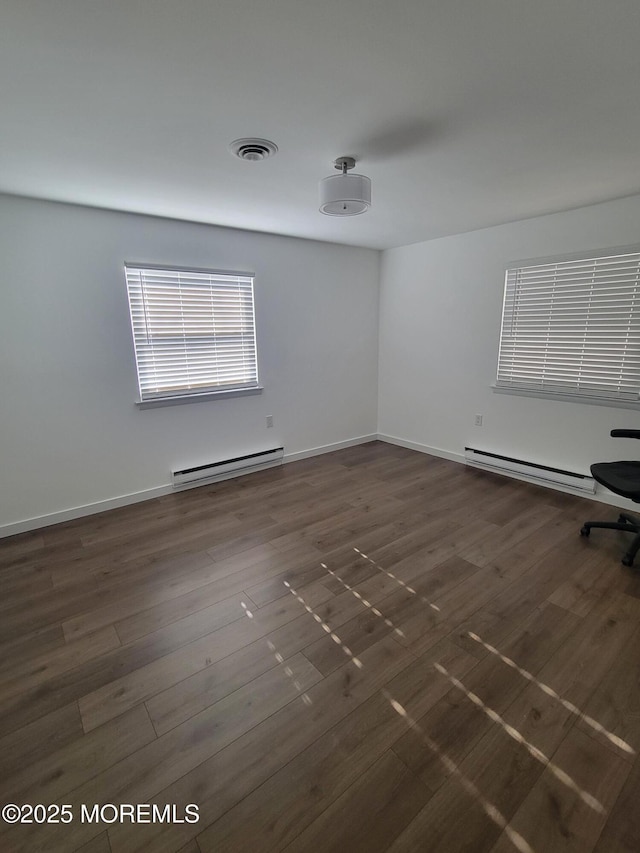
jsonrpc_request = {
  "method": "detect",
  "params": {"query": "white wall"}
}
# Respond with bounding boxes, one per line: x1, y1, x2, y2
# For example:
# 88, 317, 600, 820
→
378, 194, 640, 486
0, 195, 380, 533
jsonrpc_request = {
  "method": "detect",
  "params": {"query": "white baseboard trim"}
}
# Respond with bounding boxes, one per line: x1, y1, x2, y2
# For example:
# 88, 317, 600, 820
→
376, 433, 465, 465
377, 433, 638, 512
284, 434, 378, 464
579, 485, 638, 513
0, 484, 175, 539
0, 434, 379, 539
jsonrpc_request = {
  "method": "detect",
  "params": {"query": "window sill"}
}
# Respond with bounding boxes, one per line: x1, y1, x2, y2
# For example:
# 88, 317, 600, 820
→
136, 386, 263, 409
492, 384, 639, 411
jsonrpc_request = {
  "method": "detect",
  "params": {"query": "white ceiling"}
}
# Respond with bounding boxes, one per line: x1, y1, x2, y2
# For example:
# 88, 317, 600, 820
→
2, 0, 640, 250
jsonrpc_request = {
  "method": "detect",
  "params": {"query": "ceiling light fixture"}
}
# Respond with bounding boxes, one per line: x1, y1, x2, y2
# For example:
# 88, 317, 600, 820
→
229, 138, 278, 162
319, 156, 371, 216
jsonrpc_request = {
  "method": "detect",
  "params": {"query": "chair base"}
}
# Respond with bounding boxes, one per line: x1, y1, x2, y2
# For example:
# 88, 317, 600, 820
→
580, 512, 640, 567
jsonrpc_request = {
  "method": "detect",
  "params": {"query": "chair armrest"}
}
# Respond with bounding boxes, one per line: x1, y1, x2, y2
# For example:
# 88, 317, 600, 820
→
611, 429, 640, 439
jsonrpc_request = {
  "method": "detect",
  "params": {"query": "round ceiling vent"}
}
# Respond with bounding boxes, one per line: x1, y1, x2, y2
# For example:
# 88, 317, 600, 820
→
229, 138, 278, 162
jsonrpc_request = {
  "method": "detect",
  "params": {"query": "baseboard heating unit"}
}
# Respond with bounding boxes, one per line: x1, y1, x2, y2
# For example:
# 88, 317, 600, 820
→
464, 447, 595, 494
172, 447, 284, 490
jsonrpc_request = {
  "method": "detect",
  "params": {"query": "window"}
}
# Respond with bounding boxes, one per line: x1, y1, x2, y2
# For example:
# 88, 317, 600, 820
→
125, 264, 258, 402
496, 250, 640, 404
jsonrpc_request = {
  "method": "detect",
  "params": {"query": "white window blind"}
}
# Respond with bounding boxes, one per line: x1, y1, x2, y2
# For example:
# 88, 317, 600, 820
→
125, 265, 258, 401
497, 251, 640, 402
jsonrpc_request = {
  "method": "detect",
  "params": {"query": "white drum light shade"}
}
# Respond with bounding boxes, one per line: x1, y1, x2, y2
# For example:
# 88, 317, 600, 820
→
319, 172, 372, 216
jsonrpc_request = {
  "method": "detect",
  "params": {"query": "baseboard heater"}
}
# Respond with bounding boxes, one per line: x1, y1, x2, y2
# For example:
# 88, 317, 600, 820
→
172, 446, 284, 490
464, 447, 595, 494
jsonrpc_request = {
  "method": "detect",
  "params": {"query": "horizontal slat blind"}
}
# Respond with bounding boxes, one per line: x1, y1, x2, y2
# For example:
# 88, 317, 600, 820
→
497, 252, 640, 401
125, 265, 258, 401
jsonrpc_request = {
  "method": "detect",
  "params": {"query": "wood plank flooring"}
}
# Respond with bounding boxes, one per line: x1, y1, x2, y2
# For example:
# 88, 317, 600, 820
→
1, 440, 640, 852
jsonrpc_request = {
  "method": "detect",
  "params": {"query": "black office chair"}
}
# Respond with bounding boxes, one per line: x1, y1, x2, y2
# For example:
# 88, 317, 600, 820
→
580, 429, 640, 567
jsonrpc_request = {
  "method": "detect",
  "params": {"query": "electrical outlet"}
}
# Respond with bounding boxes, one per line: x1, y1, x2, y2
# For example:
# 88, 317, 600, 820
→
266, 415, 273, 428
474, 414, 483, 426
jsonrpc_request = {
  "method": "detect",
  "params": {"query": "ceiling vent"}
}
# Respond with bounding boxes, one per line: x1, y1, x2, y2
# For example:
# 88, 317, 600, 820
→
229, 138, 278, 162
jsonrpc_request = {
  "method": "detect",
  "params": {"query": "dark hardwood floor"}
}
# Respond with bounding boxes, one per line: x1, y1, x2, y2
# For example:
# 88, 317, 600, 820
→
1, 440, 639, 852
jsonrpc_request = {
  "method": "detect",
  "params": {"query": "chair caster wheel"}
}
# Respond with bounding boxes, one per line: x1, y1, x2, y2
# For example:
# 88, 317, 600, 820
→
622, 555, 634, 567
580, 526, 590, 537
